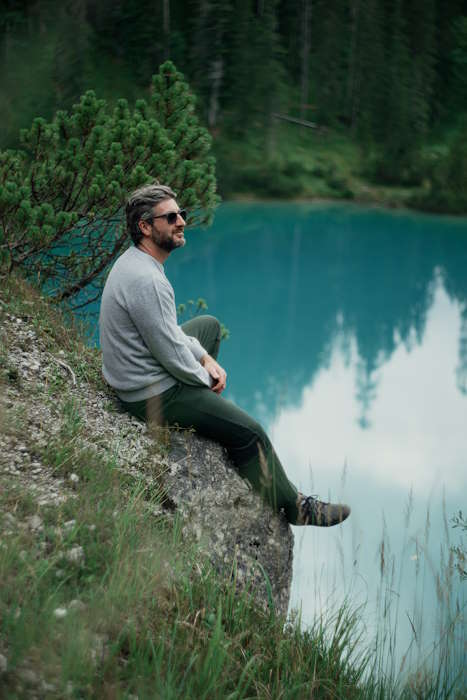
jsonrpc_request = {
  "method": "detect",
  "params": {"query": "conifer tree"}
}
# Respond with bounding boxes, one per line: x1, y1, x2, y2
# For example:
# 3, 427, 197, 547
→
427, 115, 467, 212
350, 0, 385, 139
0, 62, 219, 306
188, 0, 232, 128
224, 0, 285, 139
374, 0, 417, 182
450, 16, 467, 111
52, 0, 91, 110
151, 61, 219, 219
408, 0, 437, 135
311, 0, 349, 125
223, 0, 256, 134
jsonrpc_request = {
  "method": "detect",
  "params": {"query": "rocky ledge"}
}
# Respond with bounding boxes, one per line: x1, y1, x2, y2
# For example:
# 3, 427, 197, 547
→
0, 306, 293, 615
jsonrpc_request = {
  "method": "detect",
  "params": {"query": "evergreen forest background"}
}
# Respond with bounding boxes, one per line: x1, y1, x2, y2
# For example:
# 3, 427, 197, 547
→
1, 0, 467, 212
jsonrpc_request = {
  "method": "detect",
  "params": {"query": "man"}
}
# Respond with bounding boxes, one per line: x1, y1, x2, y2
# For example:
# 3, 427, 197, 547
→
99, 183, 350, 527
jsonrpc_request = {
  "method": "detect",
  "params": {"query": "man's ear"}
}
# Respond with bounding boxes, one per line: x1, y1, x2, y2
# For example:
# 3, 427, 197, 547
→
138, 219, 150, 238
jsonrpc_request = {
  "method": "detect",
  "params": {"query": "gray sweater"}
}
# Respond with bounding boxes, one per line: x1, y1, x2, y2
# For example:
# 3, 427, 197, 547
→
99, 246, 212, 401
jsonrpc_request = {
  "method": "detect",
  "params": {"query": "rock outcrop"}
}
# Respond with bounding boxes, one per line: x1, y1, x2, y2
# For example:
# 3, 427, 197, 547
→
165, 431, 293, 614
0, 307, 293, 614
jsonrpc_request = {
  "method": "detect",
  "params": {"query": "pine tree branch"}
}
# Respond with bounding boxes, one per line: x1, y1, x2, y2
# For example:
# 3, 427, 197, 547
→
55, 228, 127, 302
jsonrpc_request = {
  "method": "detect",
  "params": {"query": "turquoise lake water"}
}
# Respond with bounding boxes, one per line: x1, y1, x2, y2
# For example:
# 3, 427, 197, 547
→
87, 202, 467, 682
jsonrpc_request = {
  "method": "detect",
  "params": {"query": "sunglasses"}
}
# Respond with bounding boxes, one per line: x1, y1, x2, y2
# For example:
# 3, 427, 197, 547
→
151, 210, 187, 225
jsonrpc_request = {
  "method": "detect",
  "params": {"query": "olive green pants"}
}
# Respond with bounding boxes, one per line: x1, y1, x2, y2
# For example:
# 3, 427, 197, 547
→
120, 315, 299, 523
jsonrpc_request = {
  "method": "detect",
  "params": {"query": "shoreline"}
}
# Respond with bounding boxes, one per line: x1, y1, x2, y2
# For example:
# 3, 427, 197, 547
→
221, 192, 467, 220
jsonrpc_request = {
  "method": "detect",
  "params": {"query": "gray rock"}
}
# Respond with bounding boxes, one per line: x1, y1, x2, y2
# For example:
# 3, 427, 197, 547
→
65, 546, 84, 564
41, 681, 56, 693
26, 515, 43, 531
163, 431, 293, 615
0, 653, 7, 673
18, 668, 38, 685
3, 513, 16, 527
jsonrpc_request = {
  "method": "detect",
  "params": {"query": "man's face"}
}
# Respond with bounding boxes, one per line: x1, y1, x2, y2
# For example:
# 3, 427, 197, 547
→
148, 198, 186, 252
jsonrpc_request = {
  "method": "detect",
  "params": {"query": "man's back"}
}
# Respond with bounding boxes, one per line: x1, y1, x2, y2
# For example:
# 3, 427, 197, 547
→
100, 246, 211, 402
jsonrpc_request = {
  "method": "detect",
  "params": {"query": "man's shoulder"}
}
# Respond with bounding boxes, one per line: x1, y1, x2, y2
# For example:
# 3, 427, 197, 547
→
105, 247, 171, 298
110, 247, 163, 281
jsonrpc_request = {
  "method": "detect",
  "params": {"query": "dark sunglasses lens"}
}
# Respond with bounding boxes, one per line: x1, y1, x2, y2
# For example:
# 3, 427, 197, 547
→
167, 210, 187, 224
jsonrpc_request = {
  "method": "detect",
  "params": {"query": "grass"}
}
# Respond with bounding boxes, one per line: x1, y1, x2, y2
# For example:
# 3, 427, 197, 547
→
368, 503, 466, 699
214, 122, 421, 207
0, 273, 105, 392
214, 120, 467, 216
0, 273, 466, 698
0, 417, 370, 699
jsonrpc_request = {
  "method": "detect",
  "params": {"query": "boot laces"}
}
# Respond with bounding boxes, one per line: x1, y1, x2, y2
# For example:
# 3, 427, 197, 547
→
303, 495, 327, 515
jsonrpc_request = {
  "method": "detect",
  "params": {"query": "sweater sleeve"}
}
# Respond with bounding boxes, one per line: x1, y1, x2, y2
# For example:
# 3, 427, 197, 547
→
183, 334, 207, 361
129, 275, 212, 388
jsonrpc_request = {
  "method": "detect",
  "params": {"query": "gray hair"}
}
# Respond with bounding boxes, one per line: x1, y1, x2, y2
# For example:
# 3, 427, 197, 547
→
126, 183, 177, 245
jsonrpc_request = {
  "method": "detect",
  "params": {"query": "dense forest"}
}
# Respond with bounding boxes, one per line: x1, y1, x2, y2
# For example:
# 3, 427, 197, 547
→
1, 0, 467, 210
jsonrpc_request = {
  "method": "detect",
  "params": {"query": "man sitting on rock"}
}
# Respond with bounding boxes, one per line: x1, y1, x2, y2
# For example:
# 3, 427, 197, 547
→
99, 183, 350, 527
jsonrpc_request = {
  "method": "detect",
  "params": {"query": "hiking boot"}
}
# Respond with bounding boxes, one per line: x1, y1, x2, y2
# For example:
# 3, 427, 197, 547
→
296, 492, 350, 526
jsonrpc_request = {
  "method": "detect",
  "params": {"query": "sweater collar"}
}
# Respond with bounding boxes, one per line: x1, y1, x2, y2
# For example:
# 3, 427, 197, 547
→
132, 245, 165, 274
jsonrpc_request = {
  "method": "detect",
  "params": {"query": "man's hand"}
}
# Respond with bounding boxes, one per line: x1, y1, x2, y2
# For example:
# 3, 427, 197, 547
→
201, 354, 227, 394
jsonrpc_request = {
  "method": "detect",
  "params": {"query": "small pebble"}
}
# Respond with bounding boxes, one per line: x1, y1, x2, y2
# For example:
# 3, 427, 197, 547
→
69, 473, 79, 483
19, 668, 38, 685
41, 681, 56, 693
27, 515, 43, 531
65, 546, 84, 564
0, 653, 7, 673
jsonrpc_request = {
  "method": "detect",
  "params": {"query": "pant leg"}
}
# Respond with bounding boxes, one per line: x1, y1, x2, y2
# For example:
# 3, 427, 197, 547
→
156, 383, 299, 523
120, 314, 300, 522
181, 315, 221, 360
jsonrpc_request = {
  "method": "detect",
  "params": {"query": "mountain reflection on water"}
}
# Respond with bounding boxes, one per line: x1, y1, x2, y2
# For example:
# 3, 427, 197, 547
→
87, 202, 466, 678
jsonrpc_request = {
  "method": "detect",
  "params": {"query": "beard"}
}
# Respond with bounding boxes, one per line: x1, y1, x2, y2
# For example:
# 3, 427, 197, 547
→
151, 226, 185, 252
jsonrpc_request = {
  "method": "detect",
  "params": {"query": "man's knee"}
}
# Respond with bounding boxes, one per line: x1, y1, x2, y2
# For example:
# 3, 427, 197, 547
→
198, 315, 221, 336
249, 419, 268, 444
